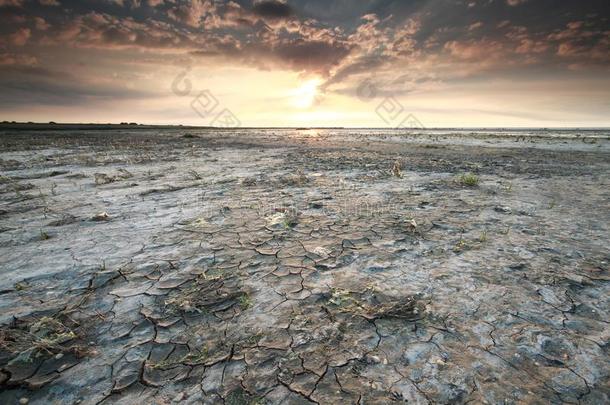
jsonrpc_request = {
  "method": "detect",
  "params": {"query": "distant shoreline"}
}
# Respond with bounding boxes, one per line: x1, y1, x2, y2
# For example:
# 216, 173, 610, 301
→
0, 122, 608, 131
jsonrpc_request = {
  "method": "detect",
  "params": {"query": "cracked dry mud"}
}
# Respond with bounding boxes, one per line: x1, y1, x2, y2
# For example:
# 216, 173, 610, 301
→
0, 129, 609, 404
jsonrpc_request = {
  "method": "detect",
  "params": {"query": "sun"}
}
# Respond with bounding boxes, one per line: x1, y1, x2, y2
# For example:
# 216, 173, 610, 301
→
291, 78, 321, 109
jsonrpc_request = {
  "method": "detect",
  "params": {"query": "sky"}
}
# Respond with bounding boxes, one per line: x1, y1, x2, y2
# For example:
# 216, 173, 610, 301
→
0, 0, 609, 127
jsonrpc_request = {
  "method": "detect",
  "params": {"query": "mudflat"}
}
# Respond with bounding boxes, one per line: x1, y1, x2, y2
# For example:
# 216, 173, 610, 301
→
0, 128, 608, 404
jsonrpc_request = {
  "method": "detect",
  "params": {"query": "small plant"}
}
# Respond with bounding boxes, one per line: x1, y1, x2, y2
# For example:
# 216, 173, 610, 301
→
328, 288, 353, 307
458, 173, 479, 187
14, 281, 30, 291
151, 347, 208, 369
452, 238, 469, 253
283, 213, 298, 229
405, 217, 418, 234
478, 230, 488, 243
40, 229, 50, 240
391, 161, 403, 178
280, 170, 308, 186
0, 316, 81, 365
225, 387, 265, 405
239, 293, 252, 310
241, 176, 257, 186
187, 169, 202, 180
181, 348, 208, 365
240, 333, 263, 347
94, 173, 115, 185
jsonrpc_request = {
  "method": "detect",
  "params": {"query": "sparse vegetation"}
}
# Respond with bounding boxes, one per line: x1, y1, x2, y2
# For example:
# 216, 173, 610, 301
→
453, 231, 488, 253
90, 211, 110, 222
40, 229, 50, 240
241, 176, 257, 186
282, 210, 299, 228
391, 160, 403, 177
329, 287, 353, 307
164, 275, 246, 315
94, 173, 115, 185
239, 333, 263, 348
279, 169, 308, 186
225, 387, 265, 405
458, 173, 480, 187
94, 169, 133, 185
187, 169, 203, 180
239, 293, 252, 310
452, 238, 469, 253
0, 316, 85, 365
14, 281, 30, 291
151, 347, 208, 369
327, 288, 422, 320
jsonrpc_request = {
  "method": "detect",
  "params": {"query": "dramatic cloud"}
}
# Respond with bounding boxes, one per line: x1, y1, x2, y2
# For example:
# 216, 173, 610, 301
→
34, 16, 50, 30
167, 0, 214, 27
0, 0, 609, 126
506, 0, 528, 6
9, 27, 31, 46
0, 0, 24, 6
252, 0, 292, 19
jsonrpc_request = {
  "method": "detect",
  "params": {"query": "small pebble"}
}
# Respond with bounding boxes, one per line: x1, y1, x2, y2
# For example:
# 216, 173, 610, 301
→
19, 398, 29, 405
55, 353, 64, 360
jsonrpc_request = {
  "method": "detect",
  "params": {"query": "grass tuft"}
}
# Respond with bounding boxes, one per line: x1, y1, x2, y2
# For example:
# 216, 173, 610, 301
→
239, 293, 252, 310
391, 161, 403, 178
458, 173, 479, 187
0, 316, 85, 365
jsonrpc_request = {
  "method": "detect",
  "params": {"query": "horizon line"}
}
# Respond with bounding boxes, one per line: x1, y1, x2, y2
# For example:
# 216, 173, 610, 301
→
1, 122, 609, 131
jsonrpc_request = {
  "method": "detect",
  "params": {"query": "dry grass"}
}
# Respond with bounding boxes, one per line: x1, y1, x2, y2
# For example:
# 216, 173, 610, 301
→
0, 316, 86, 365
391, 160, 403, 178
164, 275, 247, 315
328, 288, 422, 320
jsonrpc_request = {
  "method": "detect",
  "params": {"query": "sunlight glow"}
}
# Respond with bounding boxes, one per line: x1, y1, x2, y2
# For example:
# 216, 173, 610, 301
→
291, 79, 321, 109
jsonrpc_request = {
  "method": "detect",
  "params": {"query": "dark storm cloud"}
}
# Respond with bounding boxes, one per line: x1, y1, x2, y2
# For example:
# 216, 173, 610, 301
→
0, 64, 159, 108
272, 38, 351, 72
252, 0, 293, 19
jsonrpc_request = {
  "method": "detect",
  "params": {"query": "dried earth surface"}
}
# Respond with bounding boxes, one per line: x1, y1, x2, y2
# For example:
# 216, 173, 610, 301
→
0, 128, 609, 404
